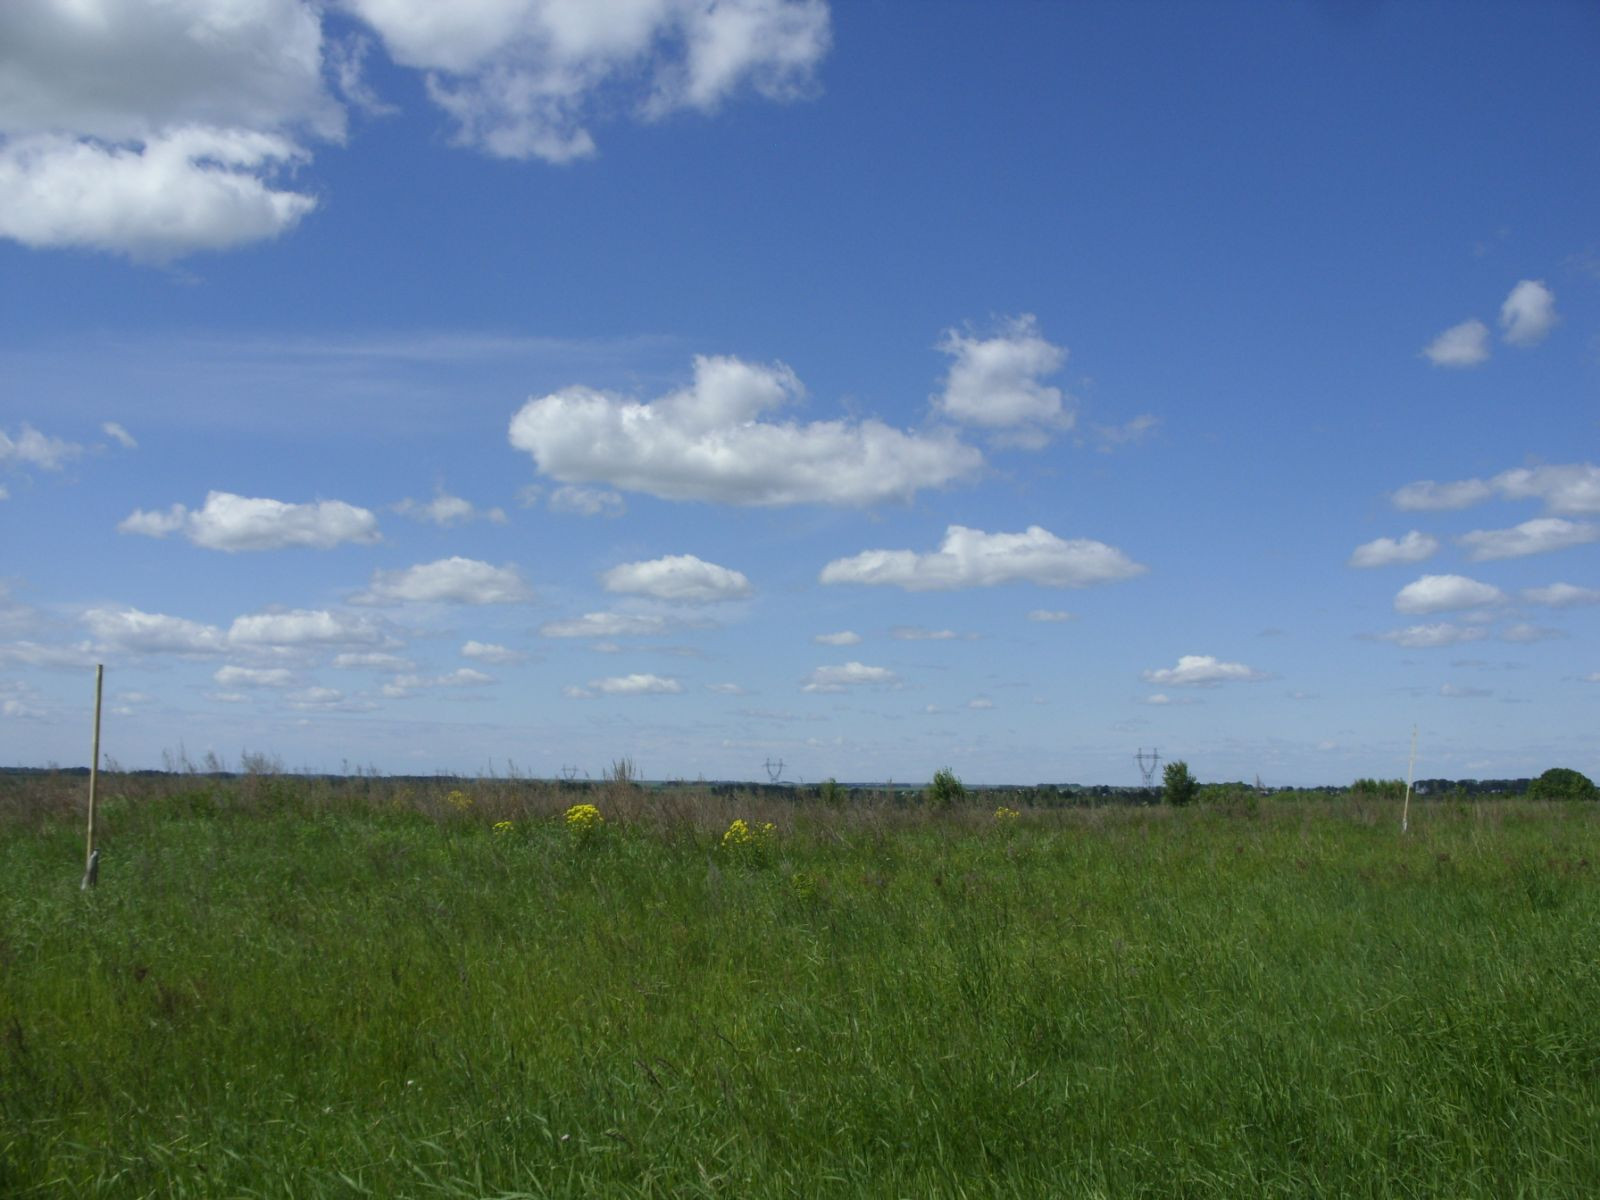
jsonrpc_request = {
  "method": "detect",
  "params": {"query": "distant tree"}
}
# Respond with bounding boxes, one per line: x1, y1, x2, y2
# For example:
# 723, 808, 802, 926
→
1163, 760, 1198, 807
1350, 778, 1406, 800
1527, 767, 1597, 802
927, 767, 966, 809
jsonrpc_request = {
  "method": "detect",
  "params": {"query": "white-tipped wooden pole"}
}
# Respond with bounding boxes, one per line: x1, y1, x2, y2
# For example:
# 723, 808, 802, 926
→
1400, 723, 1418, 836
82, 664, 103, 890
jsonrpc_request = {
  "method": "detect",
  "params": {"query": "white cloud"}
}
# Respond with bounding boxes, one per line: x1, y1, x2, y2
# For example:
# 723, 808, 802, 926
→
0, 130, 317, 261
346, 0, 830, 163
548, 485, 625, 517
1492, 465, 1600, 515
820, 525, 1145, 592
381, 667, 495, 697
84, 607, 225, 655
966, 697, 993, 709
461, 640, 524, 664
1440, 683, 1492, 699
120, 491, 380, 551
538, 611, 668, 638
1522, 583, 1600, 608
1458, 518, 1598, 562
1027, 609, 1075, 623
1348, 530, 1439, 568
214, 664, 294, 688
1, 423, 82, 470
1390, 478, 1494, 511
1422, 318, 1490, 367
1140, 655, 1265, 687
891, 626, 966, 641
101, 422, 137, 449
933, 314, 1069, 444
801, 661, 899, 693
1394, 574, 1505, 614
1094, 414, 1159, 451
333, 651, 414, 671
353, 557, 533, 605
1373, 623, 1487, 648
706, 681, 745, 695
1499, 280, 1557, 347
393, 491, 506, 526
812, 630, 861, 646
228, 609, 387, 647
0, 639, 101, 669
509, 354, 982, 507
601, 553, 750, 602
1143, 693, 1198, 706
584, 673, 684, 696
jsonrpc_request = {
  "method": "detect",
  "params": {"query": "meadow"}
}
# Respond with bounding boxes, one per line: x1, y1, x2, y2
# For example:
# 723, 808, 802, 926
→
3, 772, 1599, 1197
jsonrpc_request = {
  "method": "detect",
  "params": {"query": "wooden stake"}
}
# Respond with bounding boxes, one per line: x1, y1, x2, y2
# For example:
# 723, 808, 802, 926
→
1400, 723, 1418, 836
82, 664, 103, 890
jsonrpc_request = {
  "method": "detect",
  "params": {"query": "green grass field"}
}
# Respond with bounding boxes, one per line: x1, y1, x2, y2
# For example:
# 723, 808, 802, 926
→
4, 775, 1600, 1197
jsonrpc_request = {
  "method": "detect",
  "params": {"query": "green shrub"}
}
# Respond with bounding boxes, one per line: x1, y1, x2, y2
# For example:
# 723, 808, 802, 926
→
1163, 760, 1198, 807
1528, 767, 1597, 801
927, 767, 966, 808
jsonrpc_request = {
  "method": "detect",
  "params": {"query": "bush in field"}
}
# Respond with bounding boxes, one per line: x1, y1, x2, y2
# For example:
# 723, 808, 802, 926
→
1351, 778, 1406, 800
564, 803, 605, 844
1528, 768, 1597, 801
1163, 760, 1198, 807
927, 767, 966, 809
721, 818, 776, 866
819, 778, 846, 808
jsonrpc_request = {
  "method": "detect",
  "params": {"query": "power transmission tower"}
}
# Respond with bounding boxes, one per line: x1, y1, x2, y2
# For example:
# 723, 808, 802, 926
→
1135, 747, 1162, 788
764, 757, 785, 784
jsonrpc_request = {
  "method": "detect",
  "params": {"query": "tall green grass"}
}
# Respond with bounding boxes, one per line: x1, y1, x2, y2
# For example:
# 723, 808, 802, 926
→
4, 777, 1599, 1196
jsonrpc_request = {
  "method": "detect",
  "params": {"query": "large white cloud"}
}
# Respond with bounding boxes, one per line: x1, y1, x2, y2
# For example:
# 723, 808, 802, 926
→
346, 0, 831, 162
800, 661, 898, 693
1348, 530, 1439, 568
392, 490, 506, 527
1422, 318, 1490, 368
120, 491, 380, 551
84, 607, 225, 655
933, 314, 1069, 445
227, 609, 387, 647
353, 556, 533, 604
509, 354, 982, 507
214, 664, 294, 688
1390, 478, 1494, 511
1393, 574, 1505, 614
538, 611, 669, 638
820, 524, 1145, 592
1457, 518, 1598, 562
1500, 280, 1558, 347
1139, 655, 1264, 687
601, 553, 750, 602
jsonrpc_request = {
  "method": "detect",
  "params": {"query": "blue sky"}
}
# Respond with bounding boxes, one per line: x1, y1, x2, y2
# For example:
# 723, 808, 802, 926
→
3, 0, 1598, 786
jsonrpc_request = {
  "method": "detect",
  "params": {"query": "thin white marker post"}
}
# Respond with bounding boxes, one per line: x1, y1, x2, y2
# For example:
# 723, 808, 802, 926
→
82, 664, 103, 889
1400, 724, 1418, 836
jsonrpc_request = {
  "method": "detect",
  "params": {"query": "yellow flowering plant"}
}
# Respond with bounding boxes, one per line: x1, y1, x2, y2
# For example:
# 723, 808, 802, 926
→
993, 806, 1020, 825
721, 817, 776, 866
564, 803, 605, 843
445, 789, 473, 812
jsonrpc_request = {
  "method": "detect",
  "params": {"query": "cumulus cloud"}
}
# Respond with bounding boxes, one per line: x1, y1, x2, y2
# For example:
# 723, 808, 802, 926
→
353, 557, 533, 605
228, 609, 387, 647
392, 491, 506, 527
601, 553, 750, 602
1139, 655, 1265, 687
1499, 280, 1558, 347
933, 314, 1070, 445
1500, 623, 1564, 644
891, 626, 967, 641
801, 661, 898, 693
1093, 414, 1159, 452
1492, 465, 1600, 515
1521, 583, 1600, 608
461, 640, 525, 664
1372, 623, 1487, 649
1457, 518, 1598, 562
1143, 693, 1198, 706
84, 607, 225, 655
538, 611, 669, 639
706, 681, 746, 695
346, 0, 831, 163
966, 697, 993, 709
1348, 530, 1439, 568
820, 525, 1145, 592
1393, 574, 1505, 614
381, 668, 495, 697
214, 664, 294, 688
1027, 609, 1075, 623
548, 485, 625, 517
812, 630, 861, 646
584, 673, 684, 696
509, 354, 982, 507
1422, 318, 1490, 367
1, 423, 82, 471
333, 651, 414, 671
119, 491, 380, 551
